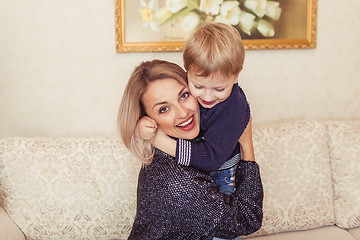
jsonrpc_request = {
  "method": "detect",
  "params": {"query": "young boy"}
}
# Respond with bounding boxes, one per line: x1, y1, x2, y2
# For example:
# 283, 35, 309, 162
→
138, 22, 255, 196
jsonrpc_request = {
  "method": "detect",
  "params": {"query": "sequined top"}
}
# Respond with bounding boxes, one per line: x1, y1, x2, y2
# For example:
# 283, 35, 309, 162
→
128, 149, 263, 240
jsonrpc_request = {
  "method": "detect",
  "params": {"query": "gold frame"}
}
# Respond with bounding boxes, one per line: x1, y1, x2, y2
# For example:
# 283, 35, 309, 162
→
115, 0, 317, 52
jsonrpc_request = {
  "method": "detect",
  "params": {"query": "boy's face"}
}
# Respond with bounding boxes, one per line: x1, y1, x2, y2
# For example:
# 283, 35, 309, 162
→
187, 70, 239, 109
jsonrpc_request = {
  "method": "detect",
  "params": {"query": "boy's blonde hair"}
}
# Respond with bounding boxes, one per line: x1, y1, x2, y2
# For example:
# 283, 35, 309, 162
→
118, 59, 188, 164
183, 22, 245, 77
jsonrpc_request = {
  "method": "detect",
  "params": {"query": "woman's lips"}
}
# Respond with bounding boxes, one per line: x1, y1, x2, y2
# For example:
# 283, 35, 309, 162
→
176, 115, 195, 131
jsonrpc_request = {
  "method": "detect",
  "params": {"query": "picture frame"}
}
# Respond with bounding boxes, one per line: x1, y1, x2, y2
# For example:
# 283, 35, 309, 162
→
115, 0, 317, 52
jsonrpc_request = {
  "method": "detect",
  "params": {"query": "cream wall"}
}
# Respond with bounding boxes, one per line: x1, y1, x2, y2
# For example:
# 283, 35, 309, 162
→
0, 0, 359, 138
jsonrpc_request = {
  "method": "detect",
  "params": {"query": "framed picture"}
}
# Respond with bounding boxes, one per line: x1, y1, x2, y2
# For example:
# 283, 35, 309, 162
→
115, 0, 317, 52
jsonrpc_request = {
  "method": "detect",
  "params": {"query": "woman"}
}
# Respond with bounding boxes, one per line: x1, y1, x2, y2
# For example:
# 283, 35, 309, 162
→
118, 60, 263, 240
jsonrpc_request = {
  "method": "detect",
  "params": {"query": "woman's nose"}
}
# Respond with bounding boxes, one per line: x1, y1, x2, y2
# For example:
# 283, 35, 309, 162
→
175, 104, 188, 118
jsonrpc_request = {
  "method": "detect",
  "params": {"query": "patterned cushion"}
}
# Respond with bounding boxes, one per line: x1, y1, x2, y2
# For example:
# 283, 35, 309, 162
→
327, 121, 360, 229
248, 121, 335, 236
0, 185, 4, 208
0, 137, 141, 240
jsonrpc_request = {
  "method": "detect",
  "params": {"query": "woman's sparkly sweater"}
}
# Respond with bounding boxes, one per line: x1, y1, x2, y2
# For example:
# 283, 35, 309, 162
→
128, 149, 263, 240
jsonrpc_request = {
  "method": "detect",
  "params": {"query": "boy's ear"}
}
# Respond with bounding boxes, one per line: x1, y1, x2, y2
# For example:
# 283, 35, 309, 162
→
233, 72, 240, 84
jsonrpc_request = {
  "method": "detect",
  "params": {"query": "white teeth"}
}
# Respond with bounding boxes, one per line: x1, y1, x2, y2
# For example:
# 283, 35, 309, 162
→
177, 117, 193, 127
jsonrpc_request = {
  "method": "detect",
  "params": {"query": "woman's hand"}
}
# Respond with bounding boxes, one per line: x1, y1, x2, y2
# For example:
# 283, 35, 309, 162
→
136, 116, 157, 141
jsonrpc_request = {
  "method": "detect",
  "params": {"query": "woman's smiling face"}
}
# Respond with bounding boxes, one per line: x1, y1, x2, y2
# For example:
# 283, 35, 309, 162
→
142, 78, 200, 140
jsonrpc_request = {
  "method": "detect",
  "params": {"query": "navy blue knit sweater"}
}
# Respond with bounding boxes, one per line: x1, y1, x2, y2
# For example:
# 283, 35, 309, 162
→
128, 149, 263, 240
176, 84, 250, 171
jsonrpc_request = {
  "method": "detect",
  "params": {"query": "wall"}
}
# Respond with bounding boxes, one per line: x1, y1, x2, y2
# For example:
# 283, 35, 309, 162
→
0, 0, 359, 138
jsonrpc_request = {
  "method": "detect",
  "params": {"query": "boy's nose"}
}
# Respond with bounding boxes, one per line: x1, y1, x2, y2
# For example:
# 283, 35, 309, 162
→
202, 90, 214, 101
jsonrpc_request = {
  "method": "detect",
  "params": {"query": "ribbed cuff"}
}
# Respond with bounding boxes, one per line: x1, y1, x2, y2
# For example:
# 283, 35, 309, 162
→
176, 138, 191, 166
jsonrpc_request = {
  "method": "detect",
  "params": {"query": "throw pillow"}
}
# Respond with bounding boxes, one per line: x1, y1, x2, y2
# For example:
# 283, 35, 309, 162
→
0, 137, 141, 240
247, 121, 335, 236
327, 121, 360, 229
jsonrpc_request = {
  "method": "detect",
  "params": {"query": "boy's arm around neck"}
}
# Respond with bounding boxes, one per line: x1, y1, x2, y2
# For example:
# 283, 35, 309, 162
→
151, 127, 176, 157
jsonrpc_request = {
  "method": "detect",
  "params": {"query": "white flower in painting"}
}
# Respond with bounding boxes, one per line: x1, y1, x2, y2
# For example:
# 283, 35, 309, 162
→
154, 7, 172, 22
257, 19, 275, 37
238, 11, 256, 35
165, 0, 188, 13
214, 1, 241, 25
265, 1, 281, 20
244, 0, 267, 18
200, 0, 223, 15
182, 12, 200, 32
139, 0, 160, 31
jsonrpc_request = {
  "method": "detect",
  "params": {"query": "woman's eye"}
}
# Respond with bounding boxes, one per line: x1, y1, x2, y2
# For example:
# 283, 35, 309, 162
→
181, 92, 189, 100
159, 107, 169, 114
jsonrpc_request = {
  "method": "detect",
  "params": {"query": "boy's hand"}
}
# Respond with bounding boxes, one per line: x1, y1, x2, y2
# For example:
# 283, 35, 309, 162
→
136, 117, 177, 157
136, 116, 157, 141
239, 115, 255, 162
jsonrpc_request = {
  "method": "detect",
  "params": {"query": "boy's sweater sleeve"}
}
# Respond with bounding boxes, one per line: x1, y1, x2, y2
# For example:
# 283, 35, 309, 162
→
176, 85, 250, 172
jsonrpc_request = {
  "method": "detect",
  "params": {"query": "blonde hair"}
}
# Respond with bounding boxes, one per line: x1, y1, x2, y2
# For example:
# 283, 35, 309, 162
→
118, 59, 187, 164
183, 22, 245, 77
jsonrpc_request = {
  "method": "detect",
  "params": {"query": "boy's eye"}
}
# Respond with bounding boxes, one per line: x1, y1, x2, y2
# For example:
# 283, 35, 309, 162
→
194, 85, 203, 89
159, 106, 169, 114
180, 92, 189, 100
216, 88, 225, 92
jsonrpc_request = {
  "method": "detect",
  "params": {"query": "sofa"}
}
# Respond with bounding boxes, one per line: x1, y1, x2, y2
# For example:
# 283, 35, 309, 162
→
0, 120, 359, 240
